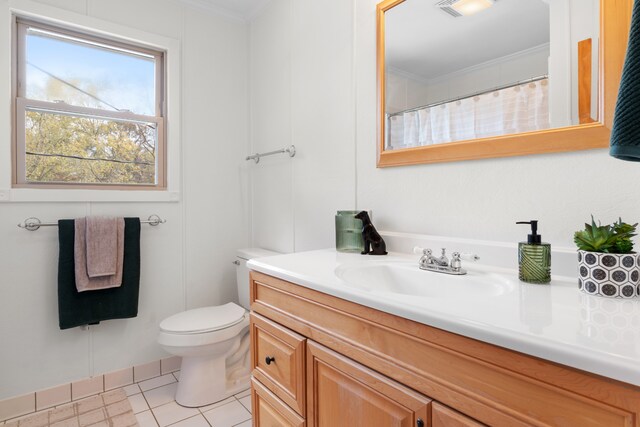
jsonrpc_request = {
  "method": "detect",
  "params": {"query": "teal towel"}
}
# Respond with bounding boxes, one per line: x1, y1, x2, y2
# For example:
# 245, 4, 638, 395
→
610, 0, 640, 161
57, 218, 141, 330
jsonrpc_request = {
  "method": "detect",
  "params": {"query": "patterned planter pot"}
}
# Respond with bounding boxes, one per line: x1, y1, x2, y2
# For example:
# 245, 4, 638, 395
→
577, 250, 640, 299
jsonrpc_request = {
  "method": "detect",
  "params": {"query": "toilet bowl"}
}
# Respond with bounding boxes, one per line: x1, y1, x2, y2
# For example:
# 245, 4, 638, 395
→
158, 248, 280, 407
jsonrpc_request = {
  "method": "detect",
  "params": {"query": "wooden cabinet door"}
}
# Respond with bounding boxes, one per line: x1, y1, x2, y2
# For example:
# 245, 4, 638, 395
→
252, 378, 306, 427
251, 313, 306, 415
432, 402, 486, 427
307, 341, 431, 427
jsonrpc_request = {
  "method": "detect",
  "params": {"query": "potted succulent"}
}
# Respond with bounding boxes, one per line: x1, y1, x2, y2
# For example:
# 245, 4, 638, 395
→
574, 217, 640, 298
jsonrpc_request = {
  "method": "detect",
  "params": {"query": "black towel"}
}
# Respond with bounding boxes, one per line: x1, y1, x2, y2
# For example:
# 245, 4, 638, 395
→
58, 218, 141, 330
610, 0, 640, 161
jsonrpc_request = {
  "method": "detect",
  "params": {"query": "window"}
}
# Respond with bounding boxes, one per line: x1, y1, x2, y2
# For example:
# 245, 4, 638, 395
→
13, 18, 166, 188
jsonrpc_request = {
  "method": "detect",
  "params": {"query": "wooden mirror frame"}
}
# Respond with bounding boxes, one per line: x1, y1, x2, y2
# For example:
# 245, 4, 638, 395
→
377, 0, 633, 168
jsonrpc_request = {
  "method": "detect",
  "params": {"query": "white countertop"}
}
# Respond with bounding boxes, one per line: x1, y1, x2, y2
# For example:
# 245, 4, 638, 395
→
248, 249, 640, 387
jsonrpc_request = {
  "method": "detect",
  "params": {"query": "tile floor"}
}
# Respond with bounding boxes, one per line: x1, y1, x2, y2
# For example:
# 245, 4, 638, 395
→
129, 372, 252, 427
3, 389, 137, 427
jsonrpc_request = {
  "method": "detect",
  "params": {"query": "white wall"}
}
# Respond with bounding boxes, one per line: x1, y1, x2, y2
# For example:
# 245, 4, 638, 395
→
249, 1, 640, 265
249, 0, 356, 254
386, 70, 430, 113
0, 0, 249, 399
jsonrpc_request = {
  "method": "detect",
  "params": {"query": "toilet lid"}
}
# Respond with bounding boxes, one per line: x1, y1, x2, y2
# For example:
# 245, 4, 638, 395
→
160, 303, 246, 334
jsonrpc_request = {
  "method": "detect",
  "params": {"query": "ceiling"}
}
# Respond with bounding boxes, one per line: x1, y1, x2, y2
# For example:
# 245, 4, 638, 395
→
385, 0, 550, 80
178, 0, 271, 20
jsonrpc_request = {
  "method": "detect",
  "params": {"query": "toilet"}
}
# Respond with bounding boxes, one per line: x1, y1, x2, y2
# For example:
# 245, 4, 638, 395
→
158, 248, 280, 407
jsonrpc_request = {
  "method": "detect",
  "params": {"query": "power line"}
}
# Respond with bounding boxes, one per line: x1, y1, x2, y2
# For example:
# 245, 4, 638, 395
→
26, 151, 153, 166
27, 62, 122, 111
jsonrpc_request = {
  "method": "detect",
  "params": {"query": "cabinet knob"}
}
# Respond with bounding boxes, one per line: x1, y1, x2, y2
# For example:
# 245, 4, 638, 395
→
416, 419, 424, 427
265, 356, 275, 365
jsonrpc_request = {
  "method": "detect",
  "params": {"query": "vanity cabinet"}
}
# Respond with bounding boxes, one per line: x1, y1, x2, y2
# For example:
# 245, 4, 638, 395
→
251, 314, 306, 415
249, 271, 640, 427
432, 403, 485, 427
252, 378, 305, 427
306, 341, 430, 426
251, 313, 429, 426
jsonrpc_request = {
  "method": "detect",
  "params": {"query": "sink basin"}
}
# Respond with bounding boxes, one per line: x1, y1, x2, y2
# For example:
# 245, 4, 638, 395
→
335, 262, 515, 299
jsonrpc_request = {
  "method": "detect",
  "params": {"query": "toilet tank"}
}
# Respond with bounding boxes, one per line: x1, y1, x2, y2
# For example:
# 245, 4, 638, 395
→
236, 248, 281, 310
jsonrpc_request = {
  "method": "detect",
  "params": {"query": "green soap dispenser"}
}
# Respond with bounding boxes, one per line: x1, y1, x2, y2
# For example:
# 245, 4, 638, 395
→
516, 220, 551, 284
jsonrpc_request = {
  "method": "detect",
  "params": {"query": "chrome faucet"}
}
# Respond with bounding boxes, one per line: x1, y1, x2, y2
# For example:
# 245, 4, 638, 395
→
414, 247, 479, 275
436, 248, 449, 267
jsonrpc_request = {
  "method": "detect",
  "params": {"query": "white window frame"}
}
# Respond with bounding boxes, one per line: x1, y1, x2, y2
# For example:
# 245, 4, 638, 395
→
1, 0, 181, 202
14, 18, 166, 190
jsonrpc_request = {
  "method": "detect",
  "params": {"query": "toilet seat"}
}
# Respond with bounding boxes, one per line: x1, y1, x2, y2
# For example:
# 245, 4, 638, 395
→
158, 303, 249, 348
160, 303, 246, 334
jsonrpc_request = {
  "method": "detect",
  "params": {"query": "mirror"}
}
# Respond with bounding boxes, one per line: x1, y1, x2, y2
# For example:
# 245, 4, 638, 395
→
377, 0, 632, 167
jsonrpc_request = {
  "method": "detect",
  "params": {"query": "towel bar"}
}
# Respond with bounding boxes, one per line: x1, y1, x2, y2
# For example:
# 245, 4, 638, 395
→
246, 145, 296, 164
17, 214, 166, 231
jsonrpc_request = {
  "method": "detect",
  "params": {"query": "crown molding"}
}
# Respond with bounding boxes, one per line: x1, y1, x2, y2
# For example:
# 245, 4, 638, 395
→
387, 66, 432, 86
391, 43, 550, 85
427, 43, 550, 84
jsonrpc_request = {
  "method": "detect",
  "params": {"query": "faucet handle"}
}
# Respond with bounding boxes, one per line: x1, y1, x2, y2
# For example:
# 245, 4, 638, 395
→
451, 252, 462, 270
413, 246, 431, 255
459, 252, 480, 262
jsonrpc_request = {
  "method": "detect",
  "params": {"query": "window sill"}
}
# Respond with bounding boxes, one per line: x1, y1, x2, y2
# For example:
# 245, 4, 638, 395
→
0, 188, 180, 203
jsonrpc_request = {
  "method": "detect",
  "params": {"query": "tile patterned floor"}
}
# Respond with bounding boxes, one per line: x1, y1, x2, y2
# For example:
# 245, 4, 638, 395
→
0, 371, 250, 427
131, 372, 252, 427
3, 389, 137, 427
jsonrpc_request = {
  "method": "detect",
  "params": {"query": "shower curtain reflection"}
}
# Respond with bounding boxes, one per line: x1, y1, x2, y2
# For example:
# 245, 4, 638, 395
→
387, 78, 550, 149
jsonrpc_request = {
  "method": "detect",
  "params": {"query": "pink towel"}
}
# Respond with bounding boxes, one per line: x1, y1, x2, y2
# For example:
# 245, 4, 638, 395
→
86, 216, 119, 277
74, 217, 125, 292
